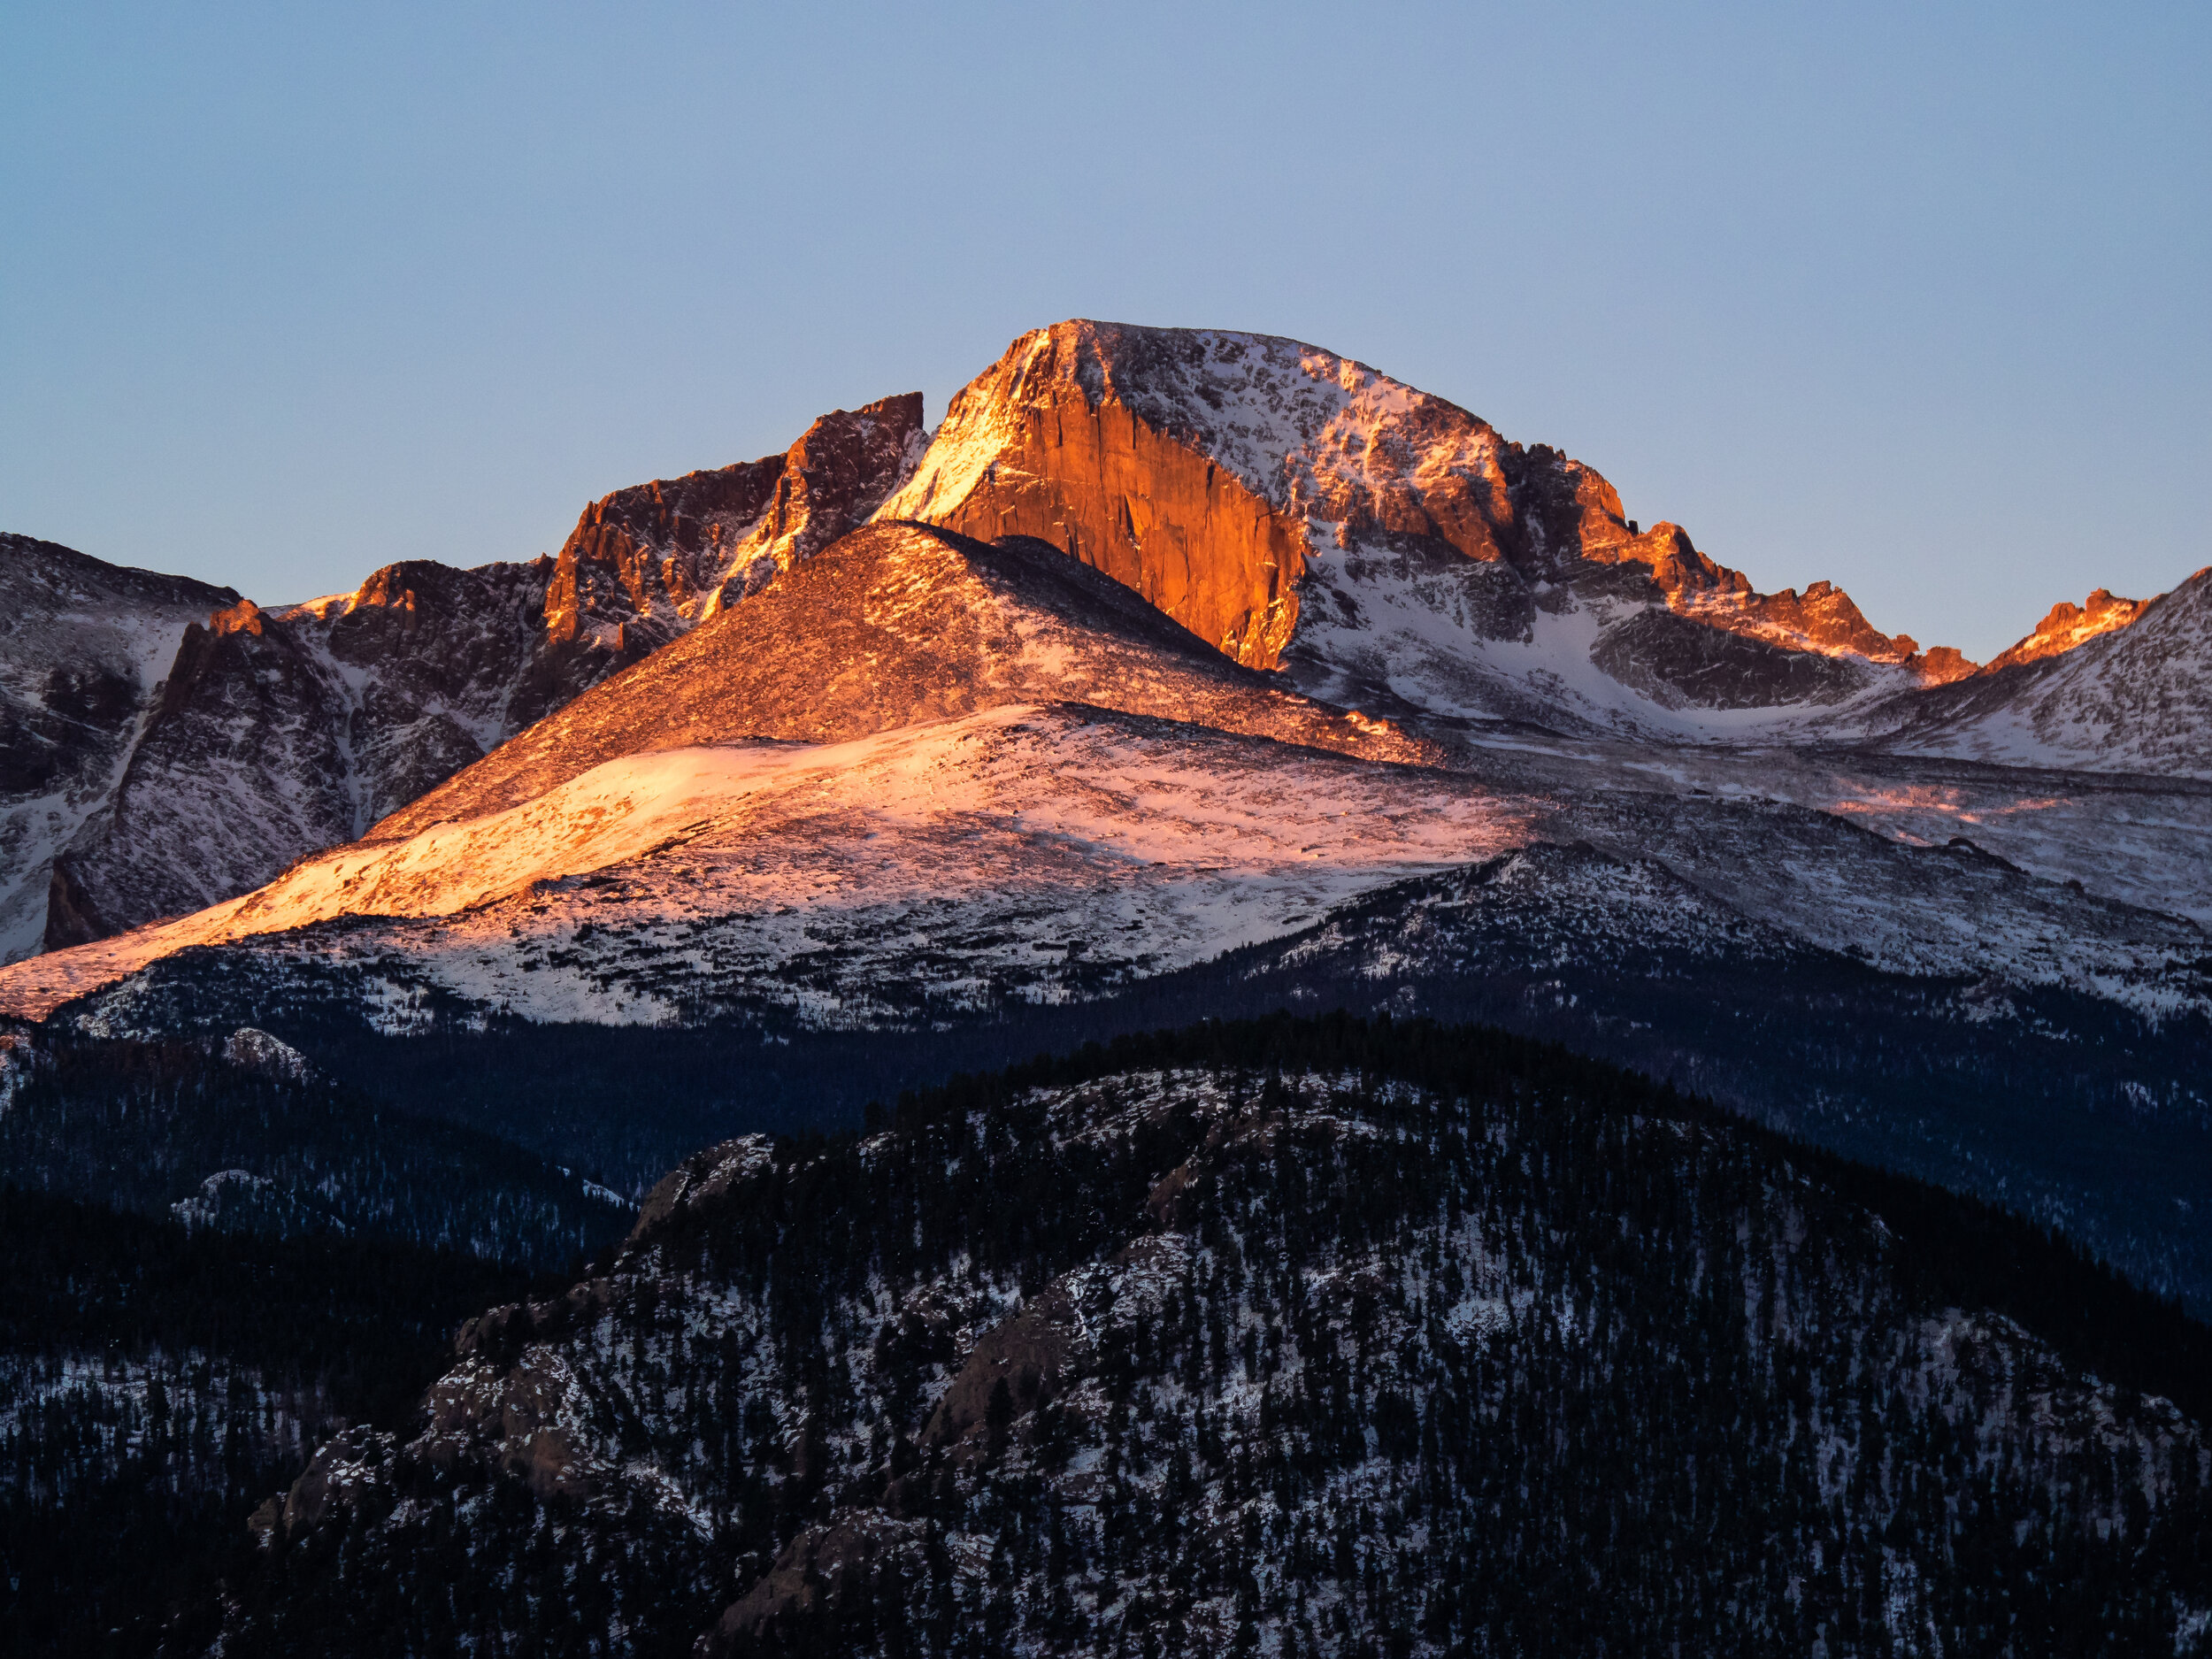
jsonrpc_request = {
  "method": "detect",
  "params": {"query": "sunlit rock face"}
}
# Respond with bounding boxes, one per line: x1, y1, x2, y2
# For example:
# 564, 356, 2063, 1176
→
20, 395, 928, 953
548, 391, 928, 652
1981, 587, 2151, 673
879, 322, 1966, 731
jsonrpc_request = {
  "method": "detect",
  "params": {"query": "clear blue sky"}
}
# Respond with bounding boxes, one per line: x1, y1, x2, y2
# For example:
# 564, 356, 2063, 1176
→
4, 3, 2206, 660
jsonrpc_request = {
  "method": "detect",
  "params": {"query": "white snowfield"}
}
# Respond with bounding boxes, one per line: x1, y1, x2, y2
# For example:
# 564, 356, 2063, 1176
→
0, 704, 1543, 1026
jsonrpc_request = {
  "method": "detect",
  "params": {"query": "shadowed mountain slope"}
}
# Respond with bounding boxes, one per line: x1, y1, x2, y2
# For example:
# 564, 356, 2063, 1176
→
0, 535, 240, 961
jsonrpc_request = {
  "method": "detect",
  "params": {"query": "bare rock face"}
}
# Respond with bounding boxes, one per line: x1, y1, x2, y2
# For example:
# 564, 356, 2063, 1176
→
0, 534, 239, 960
544, 392, 927, 657
15, 394, 927, 954
879, 323, 1967, 730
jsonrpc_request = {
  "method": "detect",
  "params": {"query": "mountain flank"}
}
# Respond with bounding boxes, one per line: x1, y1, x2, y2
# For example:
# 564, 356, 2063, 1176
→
8, 394, 924, 956
371, 520, 1435, 840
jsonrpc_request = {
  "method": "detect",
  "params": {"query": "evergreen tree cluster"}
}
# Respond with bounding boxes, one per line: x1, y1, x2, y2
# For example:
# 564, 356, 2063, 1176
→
219, 1016, 2212, 1657
0, 1033, 631, 1268
0, 1187, 542, 1655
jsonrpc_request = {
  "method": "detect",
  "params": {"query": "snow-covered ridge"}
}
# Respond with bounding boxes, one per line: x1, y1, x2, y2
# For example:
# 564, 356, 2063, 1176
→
1868, 566, 2212, 777
0, 703, 1541, 1025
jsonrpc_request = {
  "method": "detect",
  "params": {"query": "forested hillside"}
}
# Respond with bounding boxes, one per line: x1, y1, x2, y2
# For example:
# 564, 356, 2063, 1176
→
0, 1031, 630, 1266
224, 1018, 2212, 1657
0, 1189, 546, 1655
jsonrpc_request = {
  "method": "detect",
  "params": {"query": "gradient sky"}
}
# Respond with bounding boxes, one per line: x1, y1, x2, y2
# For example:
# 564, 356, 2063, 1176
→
4, 3, 2207, 661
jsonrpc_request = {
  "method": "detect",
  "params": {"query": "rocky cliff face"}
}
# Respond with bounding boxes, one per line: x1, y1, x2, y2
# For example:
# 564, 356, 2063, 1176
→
877, 323, 1969, 733
0, 535, 239, 960
44, 561, 559, 947
19, 395, 926, 953
546, 393, 926, 651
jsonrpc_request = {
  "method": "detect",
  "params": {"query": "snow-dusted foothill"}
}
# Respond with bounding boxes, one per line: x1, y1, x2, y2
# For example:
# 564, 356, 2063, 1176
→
224, 1033, 2212, 1656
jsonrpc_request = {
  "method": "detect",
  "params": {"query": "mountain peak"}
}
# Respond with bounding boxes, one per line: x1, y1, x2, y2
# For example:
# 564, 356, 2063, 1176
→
878, 322, 1967, 726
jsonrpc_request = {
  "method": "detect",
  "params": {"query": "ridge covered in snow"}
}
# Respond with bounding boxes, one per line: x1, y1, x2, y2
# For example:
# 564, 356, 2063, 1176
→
0, 703, 1541, 1028
1864, 566, 2212, 777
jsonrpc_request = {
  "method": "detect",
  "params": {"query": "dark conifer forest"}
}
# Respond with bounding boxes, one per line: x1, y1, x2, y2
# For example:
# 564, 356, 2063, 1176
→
0, 1187, 546, 1654
192, 1016, 2212, 1657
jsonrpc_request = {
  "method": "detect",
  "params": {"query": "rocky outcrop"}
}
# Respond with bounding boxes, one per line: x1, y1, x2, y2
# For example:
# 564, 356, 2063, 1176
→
546, 392, 927, 650
1867, 565, 2211, 776
12, 394, 926, 952
1981, 587, 2149, 673
878, 323, 1970, 728
218, 1050, 2212, 1656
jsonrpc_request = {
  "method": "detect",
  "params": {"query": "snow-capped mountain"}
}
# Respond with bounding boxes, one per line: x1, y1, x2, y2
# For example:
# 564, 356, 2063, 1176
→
9, 325, 2212, 1655
0, 701, 1538, 1029
4, 394, 924, 957
1, 323, 2204, 1276
877, 322, 1977, 739
4, 493, 2200, 1040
